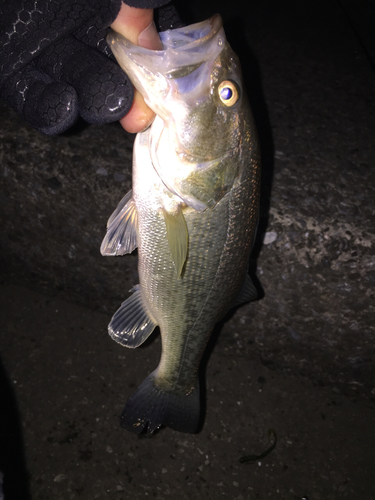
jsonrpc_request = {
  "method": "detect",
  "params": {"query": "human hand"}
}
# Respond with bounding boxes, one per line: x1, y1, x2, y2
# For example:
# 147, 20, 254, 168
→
110, 3, 162, 134
0, 0, 181, 135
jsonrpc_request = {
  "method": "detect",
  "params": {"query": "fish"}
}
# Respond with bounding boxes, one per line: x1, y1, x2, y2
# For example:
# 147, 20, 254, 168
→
101, 14, 261, 434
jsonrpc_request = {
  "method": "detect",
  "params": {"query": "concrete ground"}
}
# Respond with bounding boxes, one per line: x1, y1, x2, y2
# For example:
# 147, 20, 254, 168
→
0, 0, 374, 499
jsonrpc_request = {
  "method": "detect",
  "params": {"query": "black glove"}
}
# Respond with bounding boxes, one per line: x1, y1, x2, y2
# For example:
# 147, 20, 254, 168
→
0, 0, 182, 135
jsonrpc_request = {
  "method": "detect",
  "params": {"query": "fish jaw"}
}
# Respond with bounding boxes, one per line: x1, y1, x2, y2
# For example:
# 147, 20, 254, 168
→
108, 15, 254, 211
107, 15, 242, 161
106, 15, 224, 122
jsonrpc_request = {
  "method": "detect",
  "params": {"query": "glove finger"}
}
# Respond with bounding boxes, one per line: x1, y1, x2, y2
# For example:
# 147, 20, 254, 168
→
155, 1, 185, 31
0, 64, 79, 135
76, 2, 185, 58
0, 0, 119, 86
34, 36, 134, 124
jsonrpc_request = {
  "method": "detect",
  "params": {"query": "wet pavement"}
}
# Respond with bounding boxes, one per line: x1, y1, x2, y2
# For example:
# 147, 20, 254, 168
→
1, 0, 375, 499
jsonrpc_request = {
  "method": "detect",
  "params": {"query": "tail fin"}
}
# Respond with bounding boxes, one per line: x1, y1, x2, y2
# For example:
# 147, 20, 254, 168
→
120, 370, 200, 434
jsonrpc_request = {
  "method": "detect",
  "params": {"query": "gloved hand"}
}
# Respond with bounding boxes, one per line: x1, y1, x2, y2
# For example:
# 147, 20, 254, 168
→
0, 0, 182, 135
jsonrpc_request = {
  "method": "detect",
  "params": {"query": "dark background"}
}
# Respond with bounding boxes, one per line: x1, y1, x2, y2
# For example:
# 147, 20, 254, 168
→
1, 0, 374, 498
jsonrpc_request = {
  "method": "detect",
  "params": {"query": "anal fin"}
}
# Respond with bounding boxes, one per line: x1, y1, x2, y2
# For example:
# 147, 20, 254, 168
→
108, 285, 157, 348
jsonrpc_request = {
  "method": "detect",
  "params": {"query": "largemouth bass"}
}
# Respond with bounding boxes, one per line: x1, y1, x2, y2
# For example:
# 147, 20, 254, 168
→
101, 15, 261, 434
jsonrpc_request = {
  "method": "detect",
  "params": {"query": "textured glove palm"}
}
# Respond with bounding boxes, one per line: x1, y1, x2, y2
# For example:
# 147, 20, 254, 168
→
0, 0, 181, 135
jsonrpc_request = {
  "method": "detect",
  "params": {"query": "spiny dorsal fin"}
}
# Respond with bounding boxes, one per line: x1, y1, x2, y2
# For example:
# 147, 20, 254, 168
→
100, 189, 138, 256
108, 285, 157, 348
163, 205, 188, 278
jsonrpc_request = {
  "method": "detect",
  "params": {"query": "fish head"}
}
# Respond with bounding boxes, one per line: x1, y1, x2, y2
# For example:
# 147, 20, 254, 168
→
108, 15, 256, 210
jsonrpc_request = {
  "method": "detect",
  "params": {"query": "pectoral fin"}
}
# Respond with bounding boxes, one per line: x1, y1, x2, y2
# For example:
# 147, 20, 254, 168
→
180, 155, 240, 209
163, 206, 188, 278
100, 190, 138, 256
108, 285, 157, 348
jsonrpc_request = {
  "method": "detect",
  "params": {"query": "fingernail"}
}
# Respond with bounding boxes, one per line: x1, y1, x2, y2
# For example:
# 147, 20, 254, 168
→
138, 21, 163, 50
139, 119, 154, 132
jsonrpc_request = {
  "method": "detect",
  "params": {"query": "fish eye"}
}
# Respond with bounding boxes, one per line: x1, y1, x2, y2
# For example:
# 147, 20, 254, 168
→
218, 80, 239, 106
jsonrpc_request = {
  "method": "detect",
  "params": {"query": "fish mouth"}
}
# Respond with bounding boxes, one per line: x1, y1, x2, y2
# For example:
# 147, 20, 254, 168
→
107, 15, 225, 119
108, 15, 233, 211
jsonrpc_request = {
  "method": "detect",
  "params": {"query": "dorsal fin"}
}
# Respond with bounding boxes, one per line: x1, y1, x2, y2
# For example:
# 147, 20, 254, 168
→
232, 274, 258, 308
